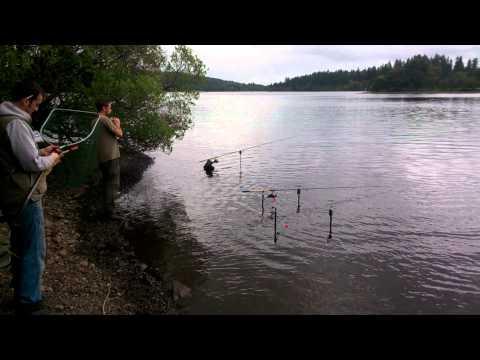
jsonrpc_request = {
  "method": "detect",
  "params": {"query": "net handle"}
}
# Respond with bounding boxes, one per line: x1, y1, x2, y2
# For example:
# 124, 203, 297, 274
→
39, 108, 101, 150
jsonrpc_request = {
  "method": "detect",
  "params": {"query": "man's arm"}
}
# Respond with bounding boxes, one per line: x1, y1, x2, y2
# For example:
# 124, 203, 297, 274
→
39, 144, 64, 167
111, 117, 123, 138
6, 119, 57, 172
101, 116, 123, 138
38, 144, 59, 156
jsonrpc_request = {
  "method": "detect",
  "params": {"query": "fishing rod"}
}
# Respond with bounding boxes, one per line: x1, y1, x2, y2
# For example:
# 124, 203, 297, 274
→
242, 185, 385, 243
242, 185, 383, 214
199, 135, 390, 165
269, 206, 333, 243
200, 136, 298, 175
199, 136, 298, 163
241, 185, 384, 193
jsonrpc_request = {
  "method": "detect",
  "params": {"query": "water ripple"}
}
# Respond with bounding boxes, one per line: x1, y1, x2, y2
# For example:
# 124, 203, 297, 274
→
121, 92, 480, 314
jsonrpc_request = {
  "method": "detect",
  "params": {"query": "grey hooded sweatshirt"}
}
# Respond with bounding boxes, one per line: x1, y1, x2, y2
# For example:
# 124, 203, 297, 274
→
0, 101, 55, 172
0, 101, 56, 215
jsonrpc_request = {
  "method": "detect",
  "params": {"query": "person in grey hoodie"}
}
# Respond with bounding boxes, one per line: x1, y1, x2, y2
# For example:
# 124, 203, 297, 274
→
0, 80, 63, 315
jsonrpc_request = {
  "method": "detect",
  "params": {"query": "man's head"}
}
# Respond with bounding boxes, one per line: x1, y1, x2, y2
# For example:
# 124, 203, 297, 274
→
95, 99, 113, 115
12, 80, 45, 115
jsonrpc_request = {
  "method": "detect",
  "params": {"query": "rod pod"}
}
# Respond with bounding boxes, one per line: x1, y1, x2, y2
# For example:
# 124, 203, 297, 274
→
261, 191, 265, 216
239, 150, 242, 175
296, 188, 301, 213
273, 206, 277, 243
328, 209, 333, 239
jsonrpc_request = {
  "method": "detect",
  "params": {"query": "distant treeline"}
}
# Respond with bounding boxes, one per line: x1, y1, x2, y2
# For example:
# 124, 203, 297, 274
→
194, 54, 480, 92
193, 77, 267, 91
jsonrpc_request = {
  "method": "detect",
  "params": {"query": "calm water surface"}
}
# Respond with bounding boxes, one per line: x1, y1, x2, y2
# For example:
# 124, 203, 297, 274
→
118, 92, 480, 314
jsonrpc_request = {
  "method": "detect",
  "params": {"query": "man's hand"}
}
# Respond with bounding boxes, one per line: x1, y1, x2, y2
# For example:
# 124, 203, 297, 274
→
65, 145, 79, 153
110, 117, 123, 138
111, 117, 121, 127
39, 144, 60, 156
50, 151, 64, 167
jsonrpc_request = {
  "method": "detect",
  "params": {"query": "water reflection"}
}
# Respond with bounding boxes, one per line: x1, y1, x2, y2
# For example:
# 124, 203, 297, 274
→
119, 92, 480, 314
119, 186, 209, 301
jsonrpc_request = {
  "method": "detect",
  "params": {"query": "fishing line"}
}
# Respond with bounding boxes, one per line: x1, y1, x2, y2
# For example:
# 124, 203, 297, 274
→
194, 130, 399, 242
241, 185, 383, 193
322, 187, 394, 240
325, 186, 393, 208
198, 135, 299, 163
199, 135, 299, 176
241, 185, 390, 243
241, 185, 384, 215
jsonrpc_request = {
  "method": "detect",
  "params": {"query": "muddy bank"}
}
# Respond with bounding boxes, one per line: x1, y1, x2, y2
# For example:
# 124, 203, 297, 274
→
0, 149, 189, 315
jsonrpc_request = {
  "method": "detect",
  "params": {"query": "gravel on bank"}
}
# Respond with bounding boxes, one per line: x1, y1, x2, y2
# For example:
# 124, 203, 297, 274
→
0, 149, 185, 315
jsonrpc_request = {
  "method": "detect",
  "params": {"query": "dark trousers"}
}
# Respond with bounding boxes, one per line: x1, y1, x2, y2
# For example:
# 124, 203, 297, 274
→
99, 159, 120, 216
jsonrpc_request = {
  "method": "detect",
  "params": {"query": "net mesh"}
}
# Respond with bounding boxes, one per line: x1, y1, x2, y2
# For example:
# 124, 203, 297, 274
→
40, 108, 102, 187
41, 109, 100, 148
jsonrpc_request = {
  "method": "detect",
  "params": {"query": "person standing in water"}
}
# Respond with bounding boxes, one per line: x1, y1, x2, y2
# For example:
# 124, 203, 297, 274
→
95, 99, 123, 220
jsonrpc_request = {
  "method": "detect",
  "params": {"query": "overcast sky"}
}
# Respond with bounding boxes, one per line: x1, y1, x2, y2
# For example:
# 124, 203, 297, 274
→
164, 45, 480, 85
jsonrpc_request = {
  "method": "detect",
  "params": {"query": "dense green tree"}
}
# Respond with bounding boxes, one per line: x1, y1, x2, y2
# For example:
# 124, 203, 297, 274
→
266, 54, 480, 92
466, 59, 472, 70
192, 77, 267, 91
0, 45, 206, 152
454, 56, 465, 72
472, 58, 478, 70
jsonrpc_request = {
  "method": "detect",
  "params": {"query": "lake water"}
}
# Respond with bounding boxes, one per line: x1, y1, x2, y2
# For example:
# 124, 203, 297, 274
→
119, 92, 480, 314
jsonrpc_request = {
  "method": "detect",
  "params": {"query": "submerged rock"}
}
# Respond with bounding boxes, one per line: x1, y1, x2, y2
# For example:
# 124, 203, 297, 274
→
172, 280, 192, 301
139, 263, 148, 272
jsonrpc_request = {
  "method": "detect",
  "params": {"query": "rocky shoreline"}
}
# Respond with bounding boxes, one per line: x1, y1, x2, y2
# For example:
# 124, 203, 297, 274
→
0, 149, 186, 315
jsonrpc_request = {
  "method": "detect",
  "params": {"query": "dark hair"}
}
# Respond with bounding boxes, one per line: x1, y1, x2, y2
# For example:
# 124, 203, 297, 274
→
12, 79, 45, 102
95, 99, 113, 112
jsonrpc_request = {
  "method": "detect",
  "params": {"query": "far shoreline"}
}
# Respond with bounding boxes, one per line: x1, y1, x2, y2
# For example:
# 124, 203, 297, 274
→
197, 90, 480, 94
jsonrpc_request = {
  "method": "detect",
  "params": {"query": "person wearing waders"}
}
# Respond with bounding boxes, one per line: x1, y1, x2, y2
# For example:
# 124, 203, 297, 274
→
203, 158, 218, 177
95, 100, 123, 220
0, 80, 63, 315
